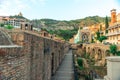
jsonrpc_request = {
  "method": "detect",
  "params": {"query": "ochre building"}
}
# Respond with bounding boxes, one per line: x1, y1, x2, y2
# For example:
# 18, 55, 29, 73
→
107, 9, 120, 44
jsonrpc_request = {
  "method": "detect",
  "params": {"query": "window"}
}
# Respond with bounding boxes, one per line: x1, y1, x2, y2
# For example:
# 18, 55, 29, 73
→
117, 35, 118, 39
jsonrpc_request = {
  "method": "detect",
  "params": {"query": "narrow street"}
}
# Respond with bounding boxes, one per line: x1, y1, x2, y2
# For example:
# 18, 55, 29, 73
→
51, 50, 74, 80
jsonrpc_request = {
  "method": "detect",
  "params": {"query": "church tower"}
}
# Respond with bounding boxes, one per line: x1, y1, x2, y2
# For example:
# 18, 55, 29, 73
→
111, 9, 117, 24
18, 12, 23, 16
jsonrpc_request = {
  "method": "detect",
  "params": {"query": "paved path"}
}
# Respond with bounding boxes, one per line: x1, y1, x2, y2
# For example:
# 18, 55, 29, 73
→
51, 50, 74, 80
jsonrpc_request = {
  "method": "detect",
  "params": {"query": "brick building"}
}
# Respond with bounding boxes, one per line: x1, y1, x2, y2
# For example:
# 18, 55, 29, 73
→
106, 9, 120, 44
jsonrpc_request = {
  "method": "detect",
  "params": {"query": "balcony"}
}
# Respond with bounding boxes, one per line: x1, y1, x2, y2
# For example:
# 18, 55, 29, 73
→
106, 31, 120, 36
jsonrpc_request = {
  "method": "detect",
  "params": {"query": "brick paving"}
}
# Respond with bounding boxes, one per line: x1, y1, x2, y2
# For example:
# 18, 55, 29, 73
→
52, 50, 74, 80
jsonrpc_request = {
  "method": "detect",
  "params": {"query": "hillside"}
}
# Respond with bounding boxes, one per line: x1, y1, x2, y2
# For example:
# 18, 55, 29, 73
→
31, 16, 110, 30
9, 15, 29, 21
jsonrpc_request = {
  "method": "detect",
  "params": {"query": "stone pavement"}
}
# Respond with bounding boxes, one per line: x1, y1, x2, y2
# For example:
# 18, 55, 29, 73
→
51, 50, 74, 80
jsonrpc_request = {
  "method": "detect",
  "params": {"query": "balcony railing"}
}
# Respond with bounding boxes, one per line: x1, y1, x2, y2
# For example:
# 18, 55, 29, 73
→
106, 31, 120, 36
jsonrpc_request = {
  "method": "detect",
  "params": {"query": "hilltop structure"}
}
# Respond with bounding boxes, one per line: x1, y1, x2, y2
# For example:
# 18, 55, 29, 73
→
0, 12, 27, 28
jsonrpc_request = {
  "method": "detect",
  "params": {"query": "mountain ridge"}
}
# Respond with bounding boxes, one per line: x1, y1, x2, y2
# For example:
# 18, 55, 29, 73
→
31, 16, 111, 30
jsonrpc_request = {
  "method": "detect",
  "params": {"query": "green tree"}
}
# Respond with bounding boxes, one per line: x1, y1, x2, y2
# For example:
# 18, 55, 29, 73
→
96, 30, 100, 40
105, 16, 109, 34
117, 51, 120, 56
96, 30, 107, 42
0, 23, 4, 27
109, 44, 117, 55
5, 25, 14, 29
100, 24, 102, 31
77, 57, 83, 69
98, 36, 107, 42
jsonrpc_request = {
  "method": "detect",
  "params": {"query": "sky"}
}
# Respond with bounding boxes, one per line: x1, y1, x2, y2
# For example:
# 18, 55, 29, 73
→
0, 0, 120, 20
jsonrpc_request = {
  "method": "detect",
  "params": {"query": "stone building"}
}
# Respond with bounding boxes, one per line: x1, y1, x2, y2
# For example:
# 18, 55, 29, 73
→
0, 27, 69, 80
74, 27, 92, 43
0, 12, 27, 28
106, 9, 120, 44
20, 22, 33, 31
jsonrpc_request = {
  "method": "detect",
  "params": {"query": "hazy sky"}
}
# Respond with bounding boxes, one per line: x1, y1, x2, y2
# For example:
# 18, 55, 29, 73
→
0, 0, 120, 20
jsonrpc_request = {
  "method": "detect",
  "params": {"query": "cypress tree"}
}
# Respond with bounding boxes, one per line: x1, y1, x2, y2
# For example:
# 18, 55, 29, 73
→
105, 16, 109, 33
100, 24, 102, 31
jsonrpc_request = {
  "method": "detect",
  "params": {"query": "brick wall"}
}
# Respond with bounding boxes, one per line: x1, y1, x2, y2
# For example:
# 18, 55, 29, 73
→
0, 30, 69, 80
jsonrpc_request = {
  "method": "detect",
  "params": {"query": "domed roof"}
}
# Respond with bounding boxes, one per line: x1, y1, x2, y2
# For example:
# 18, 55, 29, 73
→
0, 30, 13, 45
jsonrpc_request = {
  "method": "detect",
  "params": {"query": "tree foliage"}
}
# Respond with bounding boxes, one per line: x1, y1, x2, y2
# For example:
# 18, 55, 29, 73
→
96, 30, 100, 40
96, 30, 107, 42
43, 28, 78, 40
5, 25, 14, 29
46, 28, 78, 41
109, 44, 117, 55
0, 23, 4, 27
9, 15, 26, 19
98, 36, 107, 42
100, 24, 102, 31
31, 16, 110, 30
77, 57, 83, 69
105, 16, 109, 34
117, 51, 120, 56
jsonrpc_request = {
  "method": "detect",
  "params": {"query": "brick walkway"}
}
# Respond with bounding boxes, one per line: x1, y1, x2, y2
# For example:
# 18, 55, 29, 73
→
51, 50, 74, 80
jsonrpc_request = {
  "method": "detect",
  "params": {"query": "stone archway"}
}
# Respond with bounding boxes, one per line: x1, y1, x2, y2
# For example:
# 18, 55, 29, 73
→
58, 50, 61, 65
82, 33, 89, 43
90, 48, 95, 58
80, 30, 91, 43
51, 53, 54, 76
98, 49, 102, 60
105, 50, 110, 57
88, 47, 90, 54
83, 47, 86, 53
102, 50, 110, 66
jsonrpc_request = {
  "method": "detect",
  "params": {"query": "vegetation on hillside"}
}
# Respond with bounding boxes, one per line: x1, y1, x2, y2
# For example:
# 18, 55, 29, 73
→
9, 15, 29, 22
31, 16, 110, 30
9, 15, 26, 19
37, 16, 110, 41
45, 28, 78, 41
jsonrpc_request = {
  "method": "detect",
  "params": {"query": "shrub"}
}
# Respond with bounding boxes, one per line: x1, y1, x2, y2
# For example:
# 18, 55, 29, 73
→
117, 51, 120, 56
5, 25, 14, 29
98, 36, 107, 42
77, 57, 83, 69
109, 44, 117, 55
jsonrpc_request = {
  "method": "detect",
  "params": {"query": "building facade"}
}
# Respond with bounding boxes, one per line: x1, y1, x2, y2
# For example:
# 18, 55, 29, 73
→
106, 9, 120, 44
74, 27, 92, 43
0, 12, 26, 28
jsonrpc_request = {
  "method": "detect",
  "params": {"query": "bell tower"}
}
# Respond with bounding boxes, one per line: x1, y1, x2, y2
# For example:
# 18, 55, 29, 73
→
111, 9, 117, 24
